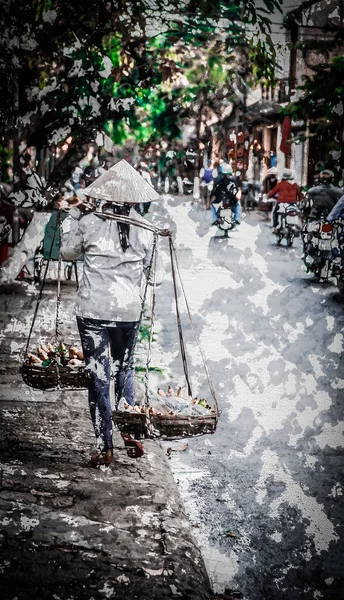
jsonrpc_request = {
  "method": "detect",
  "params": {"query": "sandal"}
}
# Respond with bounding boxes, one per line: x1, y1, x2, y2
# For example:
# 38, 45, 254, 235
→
121, 433, 144, 458
90, 448, 113, 468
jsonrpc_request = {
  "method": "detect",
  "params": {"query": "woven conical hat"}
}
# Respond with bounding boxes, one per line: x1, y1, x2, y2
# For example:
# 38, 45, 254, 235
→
84, 159, 160, 204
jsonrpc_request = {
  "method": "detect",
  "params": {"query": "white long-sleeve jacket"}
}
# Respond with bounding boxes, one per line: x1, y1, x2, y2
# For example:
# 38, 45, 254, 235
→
61, 207, 165, 322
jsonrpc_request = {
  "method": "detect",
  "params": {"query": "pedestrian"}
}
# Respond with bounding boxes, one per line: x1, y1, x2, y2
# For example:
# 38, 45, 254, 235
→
137, 162, 154, 215
199, 159, 215, 209
61, 160, 165, 467
210, 163, 242, 226
262, 167, 278, 195
268, 169, 301, 232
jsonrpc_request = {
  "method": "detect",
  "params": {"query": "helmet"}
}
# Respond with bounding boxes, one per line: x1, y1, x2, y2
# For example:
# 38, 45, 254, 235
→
320, 170, 334, 182
221, 163, 232, 175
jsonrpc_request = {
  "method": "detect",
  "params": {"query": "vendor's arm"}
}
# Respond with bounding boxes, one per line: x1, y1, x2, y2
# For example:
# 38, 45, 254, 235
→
327, 195, 344, 222
60, 207, 84, 260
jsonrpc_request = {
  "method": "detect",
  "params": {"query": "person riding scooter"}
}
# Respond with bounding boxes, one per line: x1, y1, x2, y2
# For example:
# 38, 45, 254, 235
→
327, 194, 344, 222
210, 163, 241, 226
268, 169, 301, 233
303, 170, 343, 220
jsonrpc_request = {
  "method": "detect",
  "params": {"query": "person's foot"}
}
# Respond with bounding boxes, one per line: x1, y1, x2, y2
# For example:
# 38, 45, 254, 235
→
235, 220, 240, 225
212, 220, 219, 226
90, 448, 113, 468
272, 228, 278, 234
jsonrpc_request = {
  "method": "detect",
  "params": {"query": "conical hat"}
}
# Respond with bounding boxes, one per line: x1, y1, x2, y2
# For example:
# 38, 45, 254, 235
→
84, 159, 160, 204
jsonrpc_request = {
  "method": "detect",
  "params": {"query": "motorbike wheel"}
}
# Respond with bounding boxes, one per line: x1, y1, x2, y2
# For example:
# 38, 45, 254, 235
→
314, 259, 327, 281
64, 264, 73, 281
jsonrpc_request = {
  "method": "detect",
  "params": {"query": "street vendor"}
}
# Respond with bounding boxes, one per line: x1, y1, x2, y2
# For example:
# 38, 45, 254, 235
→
60, 159, 165, 468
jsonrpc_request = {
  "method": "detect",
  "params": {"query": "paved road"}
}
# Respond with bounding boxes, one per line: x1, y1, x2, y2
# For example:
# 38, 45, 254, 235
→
2, 196, 343, 599
146, 196, 344, 600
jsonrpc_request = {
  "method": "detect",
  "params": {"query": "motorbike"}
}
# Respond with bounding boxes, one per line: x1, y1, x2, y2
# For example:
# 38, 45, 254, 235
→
214, 200, 236, 238
329, 217, 344, 292
274, 203, 302, 247
302, 216, 339, 280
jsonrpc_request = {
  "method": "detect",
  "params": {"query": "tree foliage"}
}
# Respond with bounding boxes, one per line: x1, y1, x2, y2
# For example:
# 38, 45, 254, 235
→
283, 56, 344, 127
282, 56, 344, 173
1, 0, 282, 183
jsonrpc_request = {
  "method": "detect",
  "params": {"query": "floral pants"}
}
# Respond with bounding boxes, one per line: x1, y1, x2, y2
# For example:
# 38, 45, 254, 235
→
77, 317, 138, 451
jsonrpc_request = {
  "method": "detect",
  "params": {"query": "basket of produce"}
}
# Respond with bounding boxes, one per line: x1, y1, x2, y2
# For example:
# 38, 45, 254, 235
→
20, 212, 89, 391
112, 233, 220, 440
113, 386, 218, 440
20, 342, 89, 391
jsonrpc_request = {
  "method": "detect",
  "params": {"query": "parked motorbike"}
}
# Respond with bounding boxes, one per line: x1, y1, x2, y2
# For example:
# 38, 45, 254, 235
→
274, 203, 302, 247
302, 217, 338, 280
182, 177, 194, 195
169, 176, 179, 194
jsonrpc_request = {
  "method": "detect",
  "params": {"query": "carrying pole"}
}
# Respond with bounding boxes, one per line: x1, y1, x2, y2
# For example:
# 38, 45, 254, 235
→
168, 236, 193, 399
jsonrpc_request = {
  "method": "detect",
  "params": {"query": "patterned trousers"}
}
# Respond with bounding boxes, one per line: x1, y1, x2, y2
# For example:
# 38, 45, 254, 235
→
77, 317, 138, 451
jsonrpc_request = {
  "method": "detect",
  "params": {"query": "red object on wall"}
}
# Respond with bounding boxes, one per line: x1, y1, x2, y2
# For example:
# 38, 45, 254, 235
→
280, 116, 292, 155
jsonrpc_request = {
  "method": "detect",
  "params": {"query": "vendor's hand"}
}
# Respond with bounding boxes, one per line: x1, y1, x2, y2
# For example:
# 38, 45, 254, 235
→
159, 228, 171, 237
57, 196, 93, 213
56, 196, 81, 210
75, 199, 94, 213
56, 198, 71, 211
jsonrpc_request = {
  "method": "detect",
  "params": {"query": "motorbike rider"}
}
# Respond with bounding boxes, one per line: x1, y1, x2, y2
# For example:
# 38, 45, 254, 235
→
267, 169, 301, 233
327, 194, 344, 222
303, 170, 343, 220
210, 163, 241, 226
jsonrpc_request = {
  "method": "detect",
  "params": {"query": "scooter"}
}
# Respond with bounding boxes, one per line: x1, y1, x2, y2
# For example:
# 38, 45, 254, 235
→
274, 203, 301, 247
329, 217, 344, 292
214, 201, 236, 238
302, 217, 338, 280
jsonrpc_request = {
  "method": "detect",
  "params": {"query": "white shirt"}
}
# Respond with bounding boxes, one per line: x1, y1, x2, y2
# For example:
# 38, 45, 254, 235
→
61, 208, 164, 322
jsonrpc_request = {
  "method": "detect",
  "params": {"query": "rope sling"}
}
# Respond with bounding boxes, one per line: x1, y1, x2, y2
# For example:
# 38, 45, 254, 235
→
21, 210, 219, 438
21, 211, 87, 390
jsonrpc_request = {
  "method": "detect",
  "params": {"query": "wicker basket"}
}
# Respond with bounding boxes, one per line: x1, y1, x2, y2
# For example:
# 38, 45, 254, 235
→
20, 362, 89, 391
112, 411, 149, 439
112, 409, 218, 440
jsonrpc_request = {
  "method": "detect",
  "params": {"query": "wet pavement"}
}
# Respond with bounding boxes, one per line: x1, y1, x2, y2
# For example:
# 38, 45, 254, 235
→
145, 196, 344, 600
1, 195, 343, 600
0, 280, 214, 600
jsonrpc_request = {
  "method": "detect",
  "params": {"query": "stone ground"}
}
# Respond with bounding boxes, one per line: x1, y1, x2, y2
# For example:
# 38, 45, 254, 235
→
0, 281, 218, 600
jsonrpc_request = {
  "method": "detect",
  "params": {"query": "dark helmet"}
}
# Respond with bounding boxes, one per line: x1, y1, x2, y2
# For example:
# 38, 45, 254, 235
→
320, 169, 334, 183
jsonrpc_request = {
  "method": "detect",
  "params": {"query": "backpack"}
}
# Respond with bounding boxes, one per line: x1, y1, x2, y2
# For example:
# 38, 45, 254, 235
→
203, 168, 213, 184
